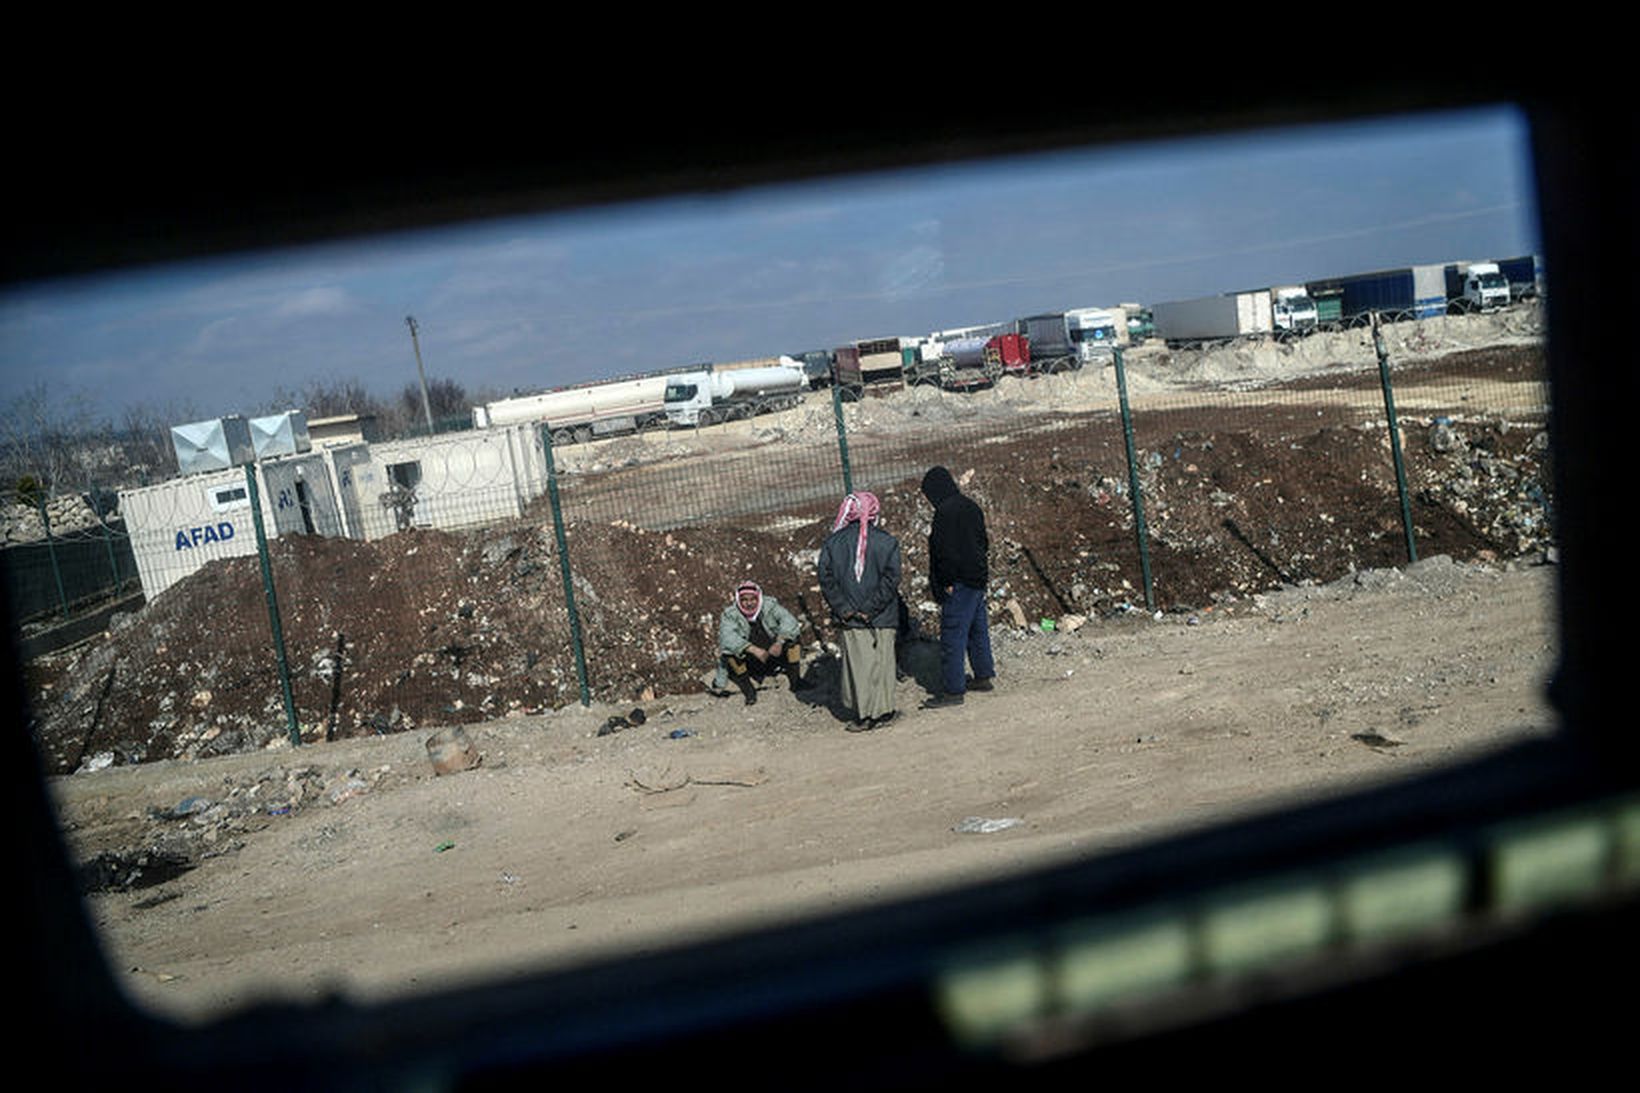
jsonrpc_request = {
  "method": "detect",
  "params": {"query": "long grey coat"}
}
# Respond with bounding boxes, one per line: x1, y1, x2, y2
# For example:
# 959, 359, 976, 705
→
817, 523, 901, 630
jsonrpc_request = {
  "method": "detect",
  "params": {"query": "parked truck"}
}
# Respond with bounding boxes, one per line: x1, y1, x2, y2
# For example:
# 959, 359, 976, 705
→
1444, 261, 1512, 312
1121, 303, 1155, 345
1065, 307, 1123, 361
662, 361, 808, 426
1495, 255, 1541, 300
1019, 312, 1094, 372
1307, 264, 1447, 324
790, 349, 835, 390
833, 337, 909, 398
472, 374, 671, 445
1270, 286, 1319, 334
1151, 291, 1275, 347
908, 332, 1028, 389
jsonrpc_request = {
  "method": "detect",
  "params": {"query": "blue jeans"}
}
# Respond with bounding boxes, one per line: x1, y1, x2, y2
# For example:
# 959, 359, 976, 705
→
939, 582, 995, 696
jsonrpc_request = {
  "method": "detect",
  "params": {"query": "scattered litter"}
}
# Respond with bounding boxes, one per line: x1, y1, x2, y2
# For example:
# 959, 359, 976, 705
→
425, 726, 481, 775
614, 829, 636, 842
953, 816, 1021, 834
267, 804, 292, 816
499, 872, 519, 885
169, 796, 211, 818
668, 728, 694, 739
433, 841, 456, 853
601, 707, 652, 736
1038, 618, 1056, 632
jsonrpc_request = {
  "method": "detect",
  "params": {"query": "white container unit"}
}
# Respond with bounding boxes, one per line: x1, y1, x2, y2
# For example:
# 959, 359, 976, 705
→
259, 452, 345, 539
338, 424, 542, 541
119, 466, 274, 600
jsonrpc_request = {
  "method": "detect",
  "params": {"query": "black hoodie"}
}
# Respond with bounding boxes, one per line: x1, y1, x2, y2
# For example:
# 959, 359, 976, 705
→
920, 466, 988, 599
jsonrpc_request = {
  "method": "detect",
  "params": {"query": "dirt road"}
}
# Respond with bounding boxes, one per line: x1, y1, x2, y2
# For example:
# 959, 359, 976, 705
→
52, 554, 1557, 1024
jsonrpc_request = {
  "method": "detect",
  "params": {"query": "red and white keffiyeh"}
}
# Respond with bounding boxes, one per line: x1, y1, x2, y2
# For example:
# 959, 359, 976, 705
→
735, 580, 763, 620
831, 491, 881, 581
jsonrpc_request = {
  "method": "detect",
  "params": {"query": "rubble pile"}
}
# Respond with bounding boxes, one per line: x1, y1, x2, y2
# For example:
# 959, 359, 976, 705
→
2, 494, 114, 545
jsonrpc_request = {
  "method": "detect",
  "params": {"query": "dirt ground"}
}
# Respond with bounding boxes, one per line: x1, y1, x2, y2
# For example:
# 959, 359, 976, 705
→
51, 554, 1557, 1025
28, 309, 1560, 1025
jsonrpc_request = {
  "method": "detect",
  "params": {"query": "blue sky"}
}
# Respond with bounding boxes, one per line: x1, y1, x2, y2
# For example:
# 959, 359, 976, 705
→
0, 105, 1538, 422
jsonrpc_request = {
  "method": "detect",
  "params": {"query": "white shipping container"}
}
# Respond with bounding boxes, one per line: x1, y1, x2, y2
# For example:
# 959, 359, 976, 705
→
119, 465, 274, 600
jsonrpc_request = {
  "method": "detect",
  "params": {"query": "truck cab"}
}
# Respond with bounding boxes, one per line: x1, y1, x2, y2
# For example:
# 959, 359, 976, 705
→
1065, 307, 1122, 362
1270, 286, 1319, 333
1463, 262, 1511, 311
663, 372, 713, 426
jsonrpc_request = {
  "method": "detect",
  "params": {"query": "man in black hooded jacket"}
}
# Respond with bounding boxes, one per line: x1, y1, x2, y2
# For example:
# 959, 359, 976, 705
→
919, 465, 996, 707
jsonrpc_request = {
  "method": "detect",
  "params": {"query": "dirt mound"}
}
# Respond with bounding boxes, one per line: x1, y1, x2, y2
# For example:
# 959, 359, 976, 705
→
26, 344, 1550, 775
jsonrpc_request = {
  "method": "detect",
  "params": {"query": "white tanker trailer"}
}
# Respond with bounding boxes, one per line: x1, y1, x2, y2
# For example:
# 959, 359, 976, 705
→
663, 360, 808, 426
471, 375, 670, 444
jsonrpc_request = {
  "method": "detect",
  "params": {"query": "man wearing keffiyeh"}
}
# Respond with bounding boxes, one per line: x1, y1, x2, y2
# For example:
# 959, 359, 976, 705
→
715, 580, 809, 705
817, 490, 902, 731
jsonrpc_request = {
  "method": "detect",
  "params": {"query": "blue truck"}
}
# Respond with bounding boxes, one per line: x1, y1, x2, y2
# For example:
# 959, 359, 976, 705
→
1306, 264, 1447, 324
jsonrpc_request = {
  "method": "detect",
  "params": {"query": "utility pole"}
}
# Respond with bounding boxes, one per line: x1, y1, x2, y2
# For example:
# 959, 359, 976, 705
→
405, 315, 435, 434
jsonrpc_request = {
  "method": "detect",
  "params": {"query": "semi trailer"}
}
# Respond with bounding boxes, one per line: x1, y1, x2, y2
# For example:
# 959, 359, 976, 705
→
472, 375, 670, 445
1151, 291, 1275, 347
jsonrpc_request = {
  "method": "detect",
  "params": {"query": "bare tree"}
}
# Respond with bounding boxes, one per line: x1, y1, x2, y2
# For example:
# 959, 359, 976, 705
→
390, 377, 468, 437
0, 383, 103, 497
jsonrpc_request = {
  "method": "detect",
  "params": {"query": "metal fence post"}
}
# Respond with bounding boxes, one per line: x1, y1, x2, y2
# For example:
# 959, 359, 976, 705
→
540, 426, 592, 707
35, 494, 68, 620
95, 504, 122, 595
243, 463, 302, 747
832, 383, 854, 495
1113, 347, 1157, 612
1371, 314, 1419, 564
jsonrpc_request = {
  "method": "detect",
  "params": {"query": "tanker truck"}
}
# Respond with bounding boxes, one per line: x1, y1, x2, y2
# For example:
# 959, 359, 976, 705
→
909, 332, 1029, 389
663, 360, 808, 426
471, 374, 670, 444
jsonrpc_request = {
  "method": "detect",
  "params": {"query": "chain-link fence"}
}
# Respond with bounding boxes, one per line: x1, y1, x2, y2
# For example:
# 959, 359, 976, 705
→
2, 485, 140, 636
20, 315, 1552, 772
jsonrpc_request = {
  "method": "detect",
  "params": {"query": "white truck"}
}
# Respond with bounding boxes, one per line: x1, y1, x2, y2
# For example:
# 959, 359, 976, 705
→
663, 360, 808, 426
1065, 306, 1125, 359
1270, 285, 1319, 334
1447, 261, 1512, 311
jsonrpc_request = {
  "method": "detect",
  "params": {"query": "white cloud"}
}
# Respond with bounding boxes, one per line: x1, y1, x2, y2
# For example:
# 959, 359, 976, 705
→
273, 286, 357, 318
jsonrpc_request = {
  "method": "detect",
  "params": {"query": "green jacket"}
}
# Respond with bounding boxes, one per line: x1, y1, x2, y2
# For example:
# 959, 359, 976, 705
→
718, 596, 801, 657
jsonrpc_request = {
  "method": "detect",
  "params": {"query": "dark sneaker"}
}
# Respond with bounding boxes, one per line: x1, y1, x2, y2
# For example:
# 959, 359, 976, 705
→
967, 677, 995, 692
921, 693, 965, 709
846, 718, 877, 733
743, 690, 757, 706
871, 711, 899, 728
